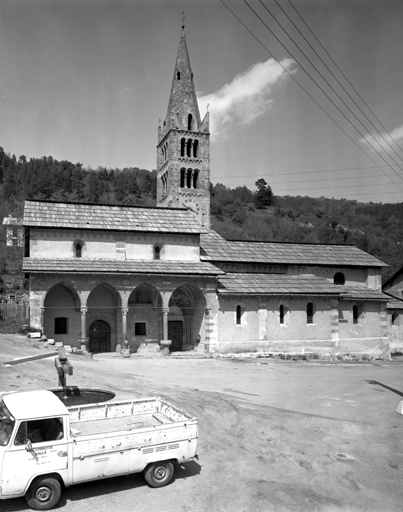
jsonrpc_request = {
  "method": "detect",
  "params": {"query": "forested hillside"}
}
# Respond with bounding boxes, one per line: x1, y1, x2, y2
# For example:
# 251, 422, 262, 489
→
1, 146, 402, 294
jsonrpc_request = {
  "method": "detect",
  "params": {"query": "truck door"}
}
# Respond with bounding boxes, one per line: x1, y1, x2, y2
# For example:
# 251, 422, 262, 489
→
1, 416, 69, 496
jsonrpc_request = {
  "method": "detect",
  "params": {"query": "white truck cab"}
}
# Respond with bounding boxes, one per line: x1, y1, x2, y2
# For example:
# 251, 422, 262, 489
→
0, 390, 198, 510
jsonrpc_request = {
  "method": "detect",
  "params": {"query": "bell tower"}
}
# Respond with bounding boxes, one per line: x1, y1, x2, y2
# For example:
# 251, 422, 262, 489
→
157, 27, 210, 229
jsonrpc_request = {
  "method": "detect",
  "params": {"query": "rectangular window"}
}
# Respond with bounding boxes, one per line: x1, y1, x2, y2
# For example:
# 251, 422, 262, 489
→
15, 417, 64, 445
55, 317, 68, 335
135, 322, 146, 336
236, 305, 242, 325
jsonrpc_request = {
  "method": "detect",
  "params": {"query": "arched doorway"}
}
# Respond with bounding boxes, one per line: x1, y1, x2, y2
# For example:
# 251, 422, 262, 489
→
89, 320, 111, 353
169, 284, 206, 351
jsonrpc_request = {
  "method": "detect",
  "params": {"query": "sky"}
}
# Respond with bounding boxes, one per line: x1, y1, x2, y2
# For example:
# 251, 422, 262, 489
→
1, 0, 403, 204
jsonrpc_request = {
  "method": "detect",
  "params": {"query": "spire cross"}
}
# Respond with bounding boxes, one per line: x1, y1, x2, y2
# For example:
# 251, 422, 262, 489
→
207, 103, 210, 112
181, 11, 186, 30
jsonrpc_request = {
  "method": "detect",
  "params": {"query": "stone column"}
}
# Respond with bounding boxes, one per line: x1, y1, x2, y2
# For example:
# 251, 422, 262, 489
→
160, 307, 172, 352
122, 307, 128, 343
162, 307, 169, 341
79, 307, 89, 350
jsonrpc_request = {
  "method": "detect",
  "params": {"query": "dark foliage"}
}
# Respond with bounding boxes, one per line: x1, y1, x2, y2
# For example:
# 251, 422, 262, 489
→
1, 145, 402, 288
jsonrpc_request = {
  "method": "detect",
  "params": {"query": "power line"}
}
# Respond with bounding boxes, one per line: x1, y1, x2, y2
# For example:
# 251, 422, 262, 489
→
212, 164, 403, 180
243, 0, 403, 188
286, 0, 403, 157
218, 0, 403, 195
267, 0, 403, 165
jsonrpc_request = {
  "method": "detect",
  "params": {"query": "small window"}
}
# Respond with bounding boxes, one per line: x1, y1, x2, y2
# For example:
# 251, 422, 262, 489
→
154, 245, 161, 260
392, 312, 399, 326
193, 139, 198, 158
307, 302, 314, 324
135, 322, 146, 336
177, 71, 180, 80
180, 138, 186, 157
279, 305, 285, 324
236, 305, 242, 325
353, 305, 359, 324
55, 317, 68, 334
188, 113, 193, 130
75, 242, 83, 258
186, 168, 192, 188
334, 272, 345, 285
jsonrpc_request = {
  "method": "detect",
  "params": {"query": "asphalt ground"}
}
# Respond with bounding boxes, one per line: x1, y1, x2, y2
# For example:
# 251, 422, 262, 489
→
1, 334, 403, 512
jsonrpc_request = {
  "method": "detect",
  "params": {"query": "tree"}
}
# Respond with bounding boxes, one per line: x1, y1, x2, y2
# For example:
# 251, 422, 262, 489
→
254, 179, 274, 209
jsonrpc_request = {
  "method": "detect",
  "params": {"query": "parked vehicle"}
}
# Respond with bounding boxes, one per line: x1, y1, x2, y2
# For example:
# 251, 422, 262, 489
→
0, 390, 198, 510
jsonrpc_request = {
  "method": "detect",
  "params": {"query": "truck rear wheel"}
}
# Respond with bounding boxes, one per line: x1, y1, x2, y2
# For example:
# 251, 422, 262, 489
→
144, 461, 174, 488
25, 477, 62, 511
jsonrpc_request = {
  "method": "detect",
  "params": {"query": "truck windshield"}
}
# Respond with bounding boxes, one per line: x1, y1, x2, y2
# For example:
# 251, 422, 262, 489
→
0, 400, 15, 446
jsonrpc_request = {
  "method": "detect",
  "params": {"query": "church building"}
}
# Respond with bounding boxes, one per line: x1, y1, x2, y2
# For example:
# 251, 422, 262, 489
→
23, 29, 391, 359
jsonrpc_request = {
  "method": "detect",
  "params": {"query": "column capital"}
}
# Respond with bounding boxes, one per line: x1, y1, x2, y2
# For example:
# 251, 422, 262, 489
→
121, 307, 129, 315
80, 307, 88, 315
162, 307, 170, 315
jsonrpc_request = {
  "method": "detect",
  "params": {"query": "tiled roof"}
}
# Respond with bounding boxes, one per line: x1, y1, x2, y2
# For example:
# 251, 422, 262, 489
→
218, 273, 389, 300
200, 231, 386, 268
23, 258, 222, 275
218, 273, 340, 295
339, 287, 389, 301
23, 200, 204, 234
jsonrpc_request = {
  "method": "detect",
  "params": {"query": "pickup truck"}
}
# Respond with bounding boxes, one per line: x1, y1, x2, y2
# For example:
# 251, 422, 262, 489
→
0, 389, 198, 510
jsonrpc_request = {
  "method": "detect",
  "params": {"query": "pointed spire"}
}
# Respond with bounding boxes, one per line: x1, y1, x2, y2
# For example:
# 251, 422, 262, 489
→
162, 29, 201, 136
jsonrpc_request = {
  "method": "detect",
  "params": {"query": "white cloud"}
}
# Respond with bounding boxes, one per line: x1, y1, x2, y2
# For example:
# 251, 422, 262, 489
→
197, 57, 295, 138
359, 124, 403, 153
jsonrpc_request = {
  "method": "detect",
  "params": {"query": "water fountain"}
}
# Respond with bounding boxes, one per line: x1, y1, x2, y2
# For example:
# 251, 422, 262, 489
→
51, 348, 115, 406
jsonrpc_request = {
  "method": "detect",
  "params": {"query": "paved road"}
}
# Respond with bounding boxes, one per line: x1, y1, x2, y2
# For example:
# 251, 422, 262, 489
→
1, 336, 403, 511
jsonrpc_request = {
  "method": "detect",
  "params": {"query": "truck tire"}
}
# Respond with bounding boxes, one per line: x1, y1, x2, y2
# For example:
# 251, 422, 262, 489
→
25, 477, 62, 511
144, 461, 174, 488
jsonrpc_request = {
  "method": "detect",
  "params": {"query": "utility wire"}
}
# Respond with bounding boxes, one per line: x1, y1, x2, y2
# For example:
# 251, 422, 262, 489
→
267, 0, 403, 165
213, 164, 403, 180
218, 0, 403, 194
286, 0, 403, 156
243, 0, 403, 187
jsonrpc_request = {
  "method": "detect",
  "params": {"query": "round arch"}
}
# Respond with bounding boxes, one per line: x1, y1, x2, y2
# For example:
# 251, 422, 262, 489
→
87, 283, 120, 352
43, 283, 81, 344
128, 284, 163, 350
168, 284, 206, 351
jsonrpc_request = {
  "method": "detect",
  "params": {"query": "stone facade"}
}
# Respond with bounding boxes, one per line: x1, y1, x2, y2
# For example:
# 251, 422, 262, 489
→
22, 29, 392, 359
157, 31, 210, 229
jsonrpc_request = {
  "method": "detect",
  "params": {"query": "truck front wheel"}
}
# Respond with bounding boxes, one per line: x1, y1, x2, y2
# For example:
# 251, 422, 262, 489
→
25, 477, 62, 511
144, 461, 174, 488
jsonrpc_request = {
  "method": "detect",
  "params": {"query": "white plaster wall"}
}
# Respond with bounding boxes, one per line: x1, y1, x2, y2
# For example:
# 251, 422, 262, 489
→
30, 229, 200, 261
266, 297, 331, 341
338, 300, 382, 339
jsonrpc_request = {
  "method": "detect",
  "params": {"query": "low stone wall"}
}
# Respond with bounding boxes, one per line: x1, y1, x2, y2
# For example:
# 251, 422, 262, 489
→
215, 336, 390, 359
